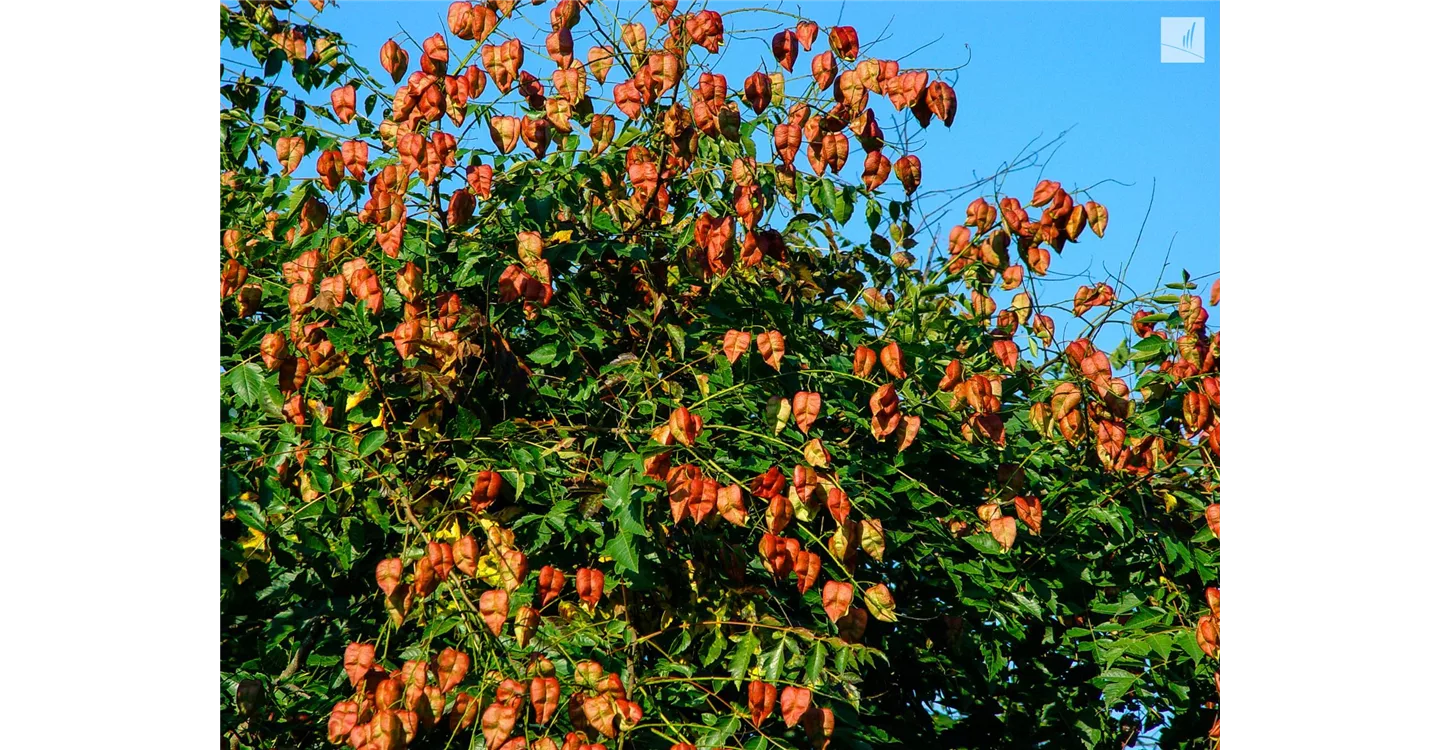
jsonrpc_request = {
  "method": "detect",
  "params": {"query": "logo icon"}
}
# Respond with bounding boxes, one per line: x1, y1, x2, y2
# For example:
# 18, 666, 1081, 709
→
1161, 17, 1205, 63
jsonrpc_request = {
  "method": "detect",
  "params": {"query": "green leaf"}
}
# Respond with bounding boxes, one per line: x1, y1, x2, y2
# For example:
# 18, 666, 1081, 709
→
834, 186, 856, 225
1177, 627, 1205, 663
804, 641, 827, 684
699, 714, 740, 750
812, 178, 837, 218
222, 430, 261, 448
962, 533, 1004, 555
225, 363, 266, 407
603, 531, 641, 575
701, 627, 726, 667
866, 198, 883, 230
423, 616, 462, 642
1098, 669, 1137, 708
727, 631, 759, 683
357, 430, 386, 458
665, 323, 687, 358
758, 639, 785, 682
590, 210, 620, 234
529, 342, 559, 365
1146, 633, 1174, 659
263, 48, 285, 77
602, 471, 647, 536
1011, 592, 1044, 618
1110, 340, 1130, 369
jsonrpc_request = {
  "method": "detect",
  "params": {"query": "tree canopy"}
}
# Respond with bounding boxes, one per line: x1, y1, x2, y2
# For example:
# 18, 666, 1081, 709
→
220, 2, 1221, 748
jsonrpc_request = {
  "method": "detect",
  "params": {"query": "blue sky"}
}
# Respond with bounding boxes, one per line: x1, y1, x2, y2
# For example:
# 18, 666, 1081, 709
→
247, 0, 1218, 345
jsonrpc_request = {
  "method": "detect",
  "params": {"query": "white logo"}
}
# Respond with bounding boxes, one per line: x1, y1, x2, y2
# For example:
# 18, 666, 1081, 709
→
1161, 17, 1205, 63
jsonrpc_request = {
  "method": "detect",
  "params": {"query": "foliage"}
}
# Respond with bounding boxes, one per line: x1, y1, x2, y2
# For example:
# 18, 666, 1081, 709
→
220, 2, 1221, 748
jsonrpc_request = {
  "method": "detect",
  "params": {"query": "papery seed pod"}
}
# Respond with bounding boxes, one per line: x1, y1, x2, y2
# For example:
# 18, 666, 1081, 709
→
780, 686, 811, 727
826, 486, 851, 525
885, 69, 928, 110
651, 0, 677, 24
822, 580, 853, 623
587, 45, 616, 85
765, 493, 793, 534
520, 76, 551, 117
829, 25, 859, 61
895, 154, 922, 195
772, 29, 798, 71
575, 567, 604, 607
757, 330, 785, 370
744, 71, 772, 113
811, 51, 837, 91
833, 69, 867, 113
1085, 201, 1109, 237
375, 558, 403, 596
546, 27, 574, 66
792, 391, 821, 434
381, 39, 409, 83
748, 680, 777, 726
331, 84, 356, 123
717, 484, 748, 526
1182, 390, 1213, 433
274, 136, 304, 175
859, 519, 885, 560
989, 515, 1017, 551
589, 114, 616, 155
837, 605, 868, 642
869, 384, 901, 438
795, 20, 819, 50
519, 115, 551, 157
802, 438, 830, 468
485, 115, 520, 154
549, 0, 580, 30
341, 140, 369, 181
861, 150, 891, 190
853, 345, 877, 378
427, 542, 456, 581
1015, 496, 1042, 534
720, 329, 752, 363
926, 80, 957, 126
477, 589, 510, 636
434, 648, 470, 693
420, 33, 449, 77
803, 706, 836, 748
794, 550, 821, 594
1196, 614, 1220, 658
880, 342, 906, 378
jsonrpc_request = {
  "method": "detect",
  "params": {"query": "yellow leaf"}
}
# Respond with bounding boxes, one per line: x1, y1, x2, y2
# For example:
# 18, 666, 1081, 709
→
345, 386, 371, 412
476, 554, 501, 587
549, 229, 573, 243
412, 406, 441, 434
240, 527, 271, 564
789, 486, 816, 523
435, 519, 462, 542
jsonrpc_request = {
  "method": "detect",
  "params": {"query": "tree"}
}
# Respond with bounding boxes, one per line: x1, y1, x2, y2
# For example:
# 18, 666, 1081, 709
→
220, 1, 1220, 748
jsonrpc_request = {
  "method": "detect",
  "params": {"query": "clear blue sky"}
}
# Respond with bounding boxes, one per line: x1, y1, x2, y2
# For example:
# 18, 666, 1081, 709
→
249, 1, 1219, 343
